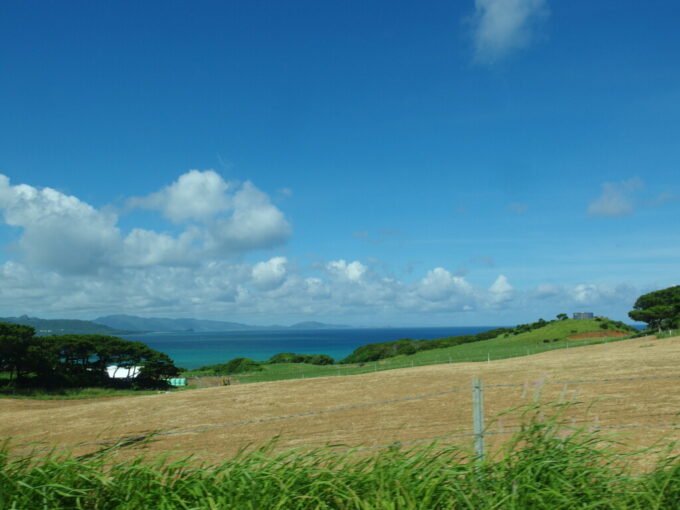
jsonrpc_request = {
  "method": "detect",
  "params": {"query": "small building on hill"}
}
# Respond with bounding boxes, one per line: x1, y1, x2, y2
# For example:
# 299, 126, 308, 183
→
573, 312, 594, 320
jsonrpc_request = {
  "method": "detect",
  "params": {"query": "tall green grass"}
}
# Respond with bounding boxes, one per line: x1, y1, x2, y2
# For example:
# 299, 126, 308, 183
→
2, 408, 678, 509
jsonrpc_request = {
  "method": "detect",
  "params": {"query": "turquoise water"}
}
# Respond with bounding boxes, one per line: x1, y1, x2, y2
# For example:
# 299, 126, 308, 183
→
121, 326, 495, 369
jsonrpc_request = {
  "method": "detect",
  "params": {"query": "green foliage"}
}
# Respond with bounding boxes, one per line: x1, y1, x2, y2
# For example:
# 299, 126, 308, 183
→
196, 357, 263, 375
0, 387, 158, 399
507, 318, 553, 336
0, 322, 179, 391
556, 313, 568, 320
267, 353, 334, 365
1, 409, 678, 509
340, 328, 510, 364
629, 285, 680, 331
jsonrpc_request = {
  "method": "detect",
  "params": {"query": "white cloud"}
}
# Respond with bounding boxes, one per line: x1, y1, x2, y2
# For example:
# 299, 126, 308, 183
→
0, 172, 290, 275
326, 260, 368, 282
251, 256, 288, 290
304, 277, 331, 299
525, 281, 637, 313
0, 174, 649, 324
121, 229, 196, 267
587, 178, 643, 217
418, 267, 472, 302
204, 181, 291, 254
131, 169, 231, 223
570, 283, 629, 305
0, 177, 121, 273
471, 0, 548, 63
129, 171, 291, 256
489, 274, 514, 304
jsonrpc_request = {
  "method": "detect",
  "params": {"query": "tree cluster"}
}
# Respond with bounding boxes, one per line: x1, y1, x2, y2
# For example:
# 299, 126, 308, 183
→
0, 322, 179, 389
340, 328, 510, 364
629, 285, 680, 332
267, 353, 335, 365
504, 318, 552, 336
194, 357, 264, 375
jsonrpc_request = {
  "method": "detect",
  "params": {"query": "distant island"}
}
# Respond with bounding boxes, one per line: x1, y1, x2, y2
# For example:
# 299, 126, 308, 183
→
0, 314, 350, 335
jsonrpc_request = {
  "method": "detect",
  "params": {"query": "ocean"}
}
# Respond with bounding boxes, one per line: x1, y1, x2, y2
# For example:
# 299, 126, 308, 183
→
120, 326, 497, 369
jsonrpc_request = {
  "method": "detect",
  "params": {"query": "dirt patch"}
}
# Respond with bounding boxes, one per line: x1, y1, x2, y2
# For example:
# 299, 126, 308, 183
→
1, 334, 678, 469
568, 330, 628, 339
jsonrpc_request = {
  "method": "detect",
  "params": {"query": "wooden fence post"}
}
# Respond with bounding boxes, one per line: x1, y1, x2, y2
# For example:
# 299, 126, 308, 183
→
472, 378, 485, 461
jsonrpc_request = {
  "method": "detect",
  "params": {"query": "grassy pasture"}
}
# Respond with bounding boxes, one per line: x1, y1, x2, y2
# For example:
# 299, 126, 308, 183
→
217, 318, 636, 384
4, 334, 676, 465
1, 333, 679, 509
1, 408, 678, 509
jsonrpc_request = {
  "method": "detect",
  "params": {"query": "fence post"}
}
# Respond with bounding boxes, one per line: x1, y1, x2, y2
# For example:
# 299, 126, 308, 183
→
472, 378, 485, 461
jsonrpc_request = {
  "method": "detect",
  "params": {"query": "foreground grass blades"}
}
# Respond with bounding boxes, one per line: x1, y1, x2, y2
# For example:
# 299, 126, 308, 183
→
1, 411, 679, 509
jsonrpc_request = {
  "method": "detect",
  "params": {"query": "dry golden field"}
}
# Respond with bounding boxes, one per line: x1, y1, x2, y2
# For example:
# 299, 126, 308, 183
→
2, 334, 679, 463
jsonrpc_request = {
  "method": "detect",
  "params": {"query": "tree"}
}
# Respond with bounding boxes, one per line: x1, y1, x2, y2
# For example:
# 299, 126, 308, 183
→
556, 313, 568, 321
0, 323, 180, 389
0, 323, 37, 382
629, 285, 680, 332
137, 351, 180, 386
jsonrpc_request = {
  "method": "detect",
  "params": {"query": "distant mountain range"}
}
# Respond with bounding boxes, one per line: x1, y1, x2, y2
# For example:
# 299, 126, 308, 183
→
0, 315, 130, 336
94, 315, 349, 333
0, 314, 350, 335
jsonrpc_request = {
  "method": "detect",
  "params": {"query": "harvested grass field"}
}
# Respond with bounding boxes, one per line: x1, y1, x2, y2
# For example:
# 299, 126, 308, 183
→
2, 335, 679, 464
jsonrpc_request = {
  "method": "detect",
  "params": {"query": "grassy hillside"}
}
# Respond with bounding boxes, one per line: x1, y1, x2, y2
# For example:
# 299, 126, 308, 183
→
187, 318, 638, 383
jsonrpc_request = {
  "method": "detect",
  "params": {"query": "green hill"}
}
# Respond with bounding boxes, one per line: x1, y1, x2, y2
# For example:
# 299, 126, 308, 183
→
393, 317, 636, 367
185, 317, 638, 383
340, 317, 635, 364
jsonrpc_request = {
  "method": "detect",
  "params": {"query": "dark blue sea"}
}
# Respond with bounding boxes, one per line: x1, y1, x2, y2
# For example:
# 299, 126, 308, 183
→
121, 327, 496, 369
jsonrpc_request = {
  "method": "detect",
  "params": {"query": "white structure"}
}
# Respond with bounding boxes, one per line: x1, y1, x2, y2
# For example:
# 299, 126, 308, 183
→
106, 365, 141, 379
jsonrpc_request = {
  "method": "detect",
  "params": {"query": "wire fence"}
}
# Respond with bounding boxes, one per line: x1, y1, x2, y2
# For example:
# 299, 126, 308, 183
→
13, 373, 680, 458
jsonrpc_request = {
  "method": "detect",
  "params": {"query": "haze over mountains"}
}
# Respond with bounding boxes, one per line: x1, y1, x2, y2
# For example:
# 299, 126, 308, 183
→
0, 316, 126, 335
93, 315, 349, 333
1, 315, 349, 335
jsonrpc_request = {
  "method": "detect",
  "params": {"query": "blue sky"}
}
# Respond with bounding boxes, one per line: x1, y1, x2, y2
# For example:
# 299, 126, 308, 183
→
0, 0, 678, 326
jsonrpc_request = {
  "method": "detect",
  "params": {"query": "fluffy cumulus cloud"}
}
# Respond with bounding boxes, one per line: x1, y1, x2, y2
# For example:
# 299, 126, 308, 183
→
524, 281, 638, 319
488, 274, 514, 305
130, 171, 291, 255
470, 0, 548, 63
131, 170, 231, 223
204, 182, 291, 254
251, 257, 288, 290
0, 175, 120, 273
418, 267, 472, 302
121, 229, 196, 267
570, 283, 632, 306
587, 178, 643, 217
326, 260, 368, 282
0, 173, 643, 322
0, 171, 291, 277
